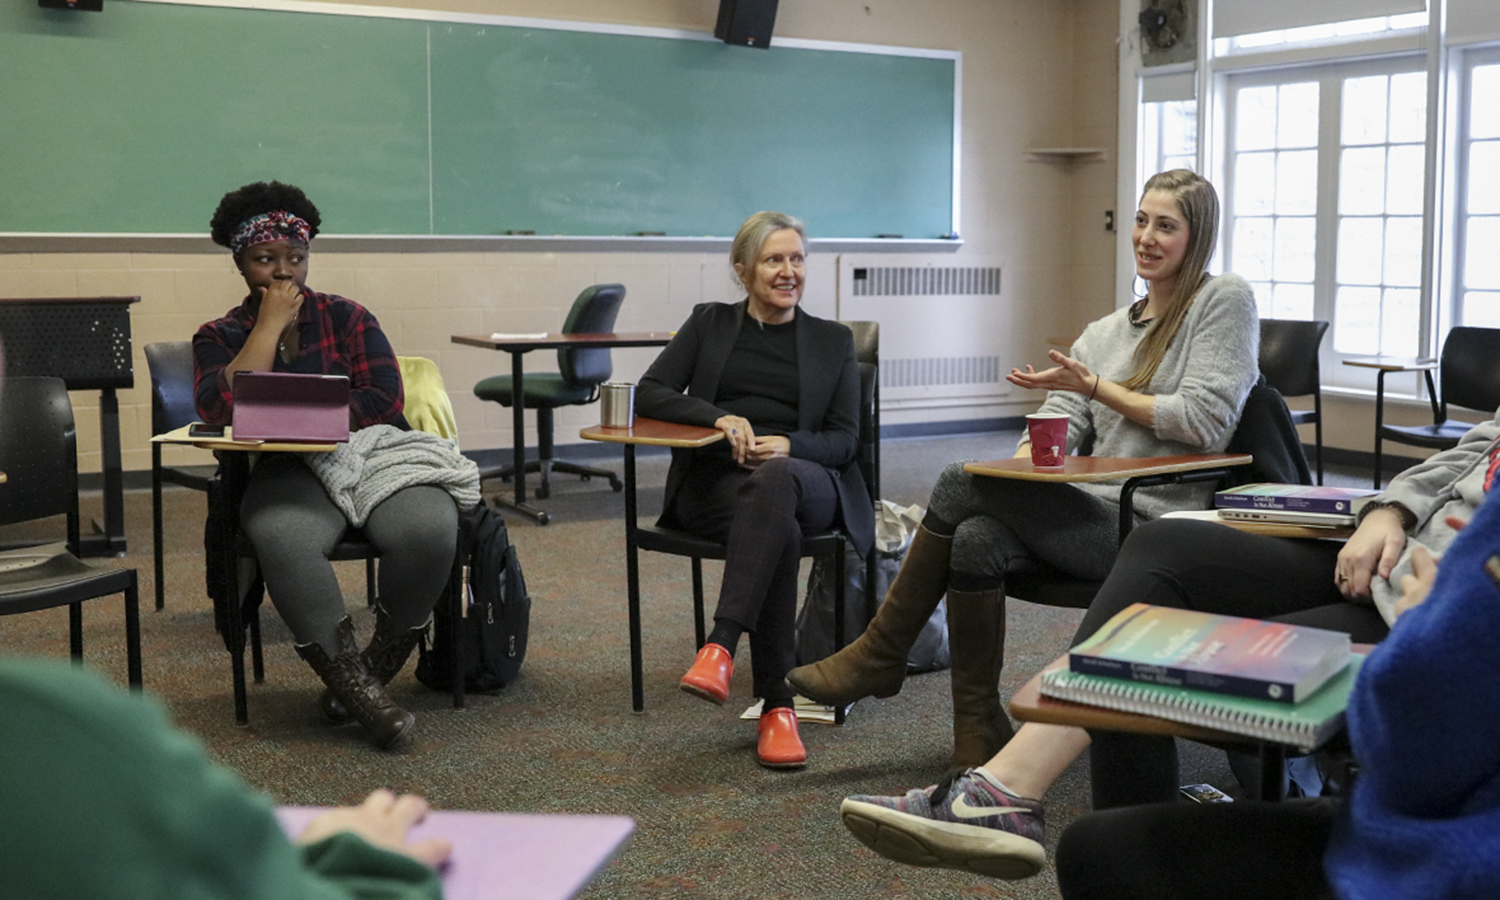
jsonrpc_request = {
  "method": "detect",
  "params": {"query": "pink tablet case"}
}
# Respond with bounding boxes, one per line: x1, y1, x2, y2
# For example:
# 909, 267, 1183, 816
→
231, 371, 351, 443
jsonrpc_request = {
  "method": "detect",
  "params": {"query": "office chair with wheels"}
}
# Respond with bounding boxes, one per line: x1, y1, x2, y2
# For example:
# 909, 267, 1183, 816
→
1374, 326, 1500, 487
625, 322, 880, 724
474, 283, 627, 499
0, 376, 142, 688
1259, 319, 1329, 484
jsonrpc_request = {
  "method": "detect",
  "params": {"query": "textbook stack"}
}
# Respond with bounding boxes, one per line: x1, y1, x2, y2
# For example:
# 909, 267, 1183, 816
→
1039, 603, 1358, 750
1213, 483, 1381, 526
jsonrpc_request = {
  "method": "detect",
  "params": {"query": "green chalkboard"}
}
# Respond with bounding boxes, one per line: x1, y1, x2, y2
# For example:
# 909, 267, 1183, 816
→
0, 1, 956, 239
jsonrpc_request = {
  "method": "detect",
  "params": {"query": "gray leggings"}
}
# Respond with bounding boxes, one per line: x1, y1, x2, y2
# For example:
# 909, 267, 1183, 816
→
240, 454, 459, 652
925, 461, 1122, 591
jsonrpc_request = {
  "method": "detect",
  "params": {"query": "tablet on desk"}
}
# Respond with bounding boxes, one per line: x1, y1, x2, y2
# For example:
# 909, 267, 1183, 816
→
231, 371, 350, 443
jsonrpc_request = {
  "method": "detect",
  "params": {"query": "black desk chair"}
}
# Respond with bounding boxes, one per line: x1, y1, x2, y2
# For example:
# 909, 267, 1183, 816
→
475, 283, 627, 499
1006, 377, 1305, 610
203, 358, 465, 725
150, 341, 377, 615
146, 341, 219, 611
1374, 326, 1500, 487
1259, 319, 1328, 484
626, 322, 880, 724
0, 376, 142, 688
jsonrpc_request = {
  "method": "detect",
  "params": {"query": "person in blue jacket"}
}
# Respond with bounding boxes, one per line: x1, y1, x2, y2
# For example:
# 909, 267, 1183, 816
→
1054, 479, 1500, 900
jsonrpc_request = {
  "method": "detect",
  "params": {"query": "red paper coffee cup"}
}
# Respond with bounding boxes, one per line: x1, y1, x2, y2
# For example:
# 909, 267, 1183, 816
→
1025, 413, 1069, 467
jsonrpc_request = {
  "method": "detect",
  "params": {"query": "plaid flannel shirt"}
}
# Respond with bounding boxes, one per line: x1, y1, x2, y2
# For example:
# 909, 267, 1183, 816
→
192, 289, 406, 429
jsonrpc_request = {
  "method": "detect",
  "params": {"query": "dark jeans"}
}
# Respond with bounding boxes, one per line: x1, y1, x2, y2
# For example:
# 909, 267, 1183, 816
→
1056, 796, 1339, 900
1077, 519, 1390, 808
672, 455, 840, 700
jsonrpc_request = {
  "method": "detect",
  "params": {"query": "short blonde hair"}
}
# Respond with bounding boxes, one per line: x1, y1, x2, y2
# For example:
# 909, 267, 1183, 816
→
730, 211, 807, 290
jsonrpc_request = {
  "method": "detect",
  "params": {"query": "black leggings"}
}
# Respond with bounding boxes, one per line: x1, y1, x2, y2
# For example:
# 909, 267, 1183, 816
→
1077, 519, 1390, 808
671, 455, 840, 701
1056, 796, 1340, 900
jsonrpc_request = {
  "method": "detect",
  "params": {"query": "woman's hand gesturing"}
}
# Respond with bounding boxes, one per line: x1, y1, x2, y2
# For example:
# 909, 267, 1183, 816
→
1007, 350, 1095, 395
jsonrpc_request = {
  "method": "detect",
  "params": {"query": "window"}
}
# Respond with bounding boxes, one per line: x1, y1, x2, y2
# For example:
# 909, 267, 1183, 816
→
1222, 59, 1427, 385
1457, 54, 1500, 329
1140, 99, 1198, 191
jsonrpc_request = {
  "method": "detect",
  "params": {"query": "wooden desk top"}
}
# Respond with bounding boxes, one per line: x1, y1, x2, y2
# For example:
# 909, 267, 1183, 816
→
152, 424, 338, 453
1342, 355, 1438, 372
452, 331, 674, 351
1010, 656, 1239, 742
579, 417, 724, 448
964, 453, 1253, 483
1011, 644, 1375, 745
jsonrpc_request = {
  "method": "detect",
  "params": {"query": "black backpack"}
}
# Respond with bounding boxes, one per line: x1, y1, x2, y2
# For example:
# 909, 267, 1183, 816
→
416, 502, 531, 693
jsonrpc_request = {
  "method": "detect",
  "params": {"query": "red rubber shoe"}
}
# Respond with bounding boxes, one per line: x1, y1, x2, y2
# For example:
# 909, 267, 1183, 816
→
680, 643, 733, 705
757, 707, 807, 769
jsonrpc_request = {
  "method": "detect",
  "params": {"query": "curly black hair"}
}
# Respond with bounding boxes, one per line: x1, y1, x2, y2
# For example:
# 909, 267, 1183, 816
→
208, 181, 322, 250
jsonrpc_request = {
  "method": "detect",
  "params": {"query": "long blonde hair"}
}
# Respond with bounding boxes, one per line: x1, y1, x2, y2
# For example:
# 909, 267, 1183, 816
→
1121, 169, 1220, 392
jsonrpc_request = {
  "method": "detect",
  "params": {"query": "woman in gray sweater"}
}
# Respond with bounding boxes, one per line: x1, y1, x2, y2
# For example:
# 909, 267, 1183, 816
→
789, 170, 1259, 773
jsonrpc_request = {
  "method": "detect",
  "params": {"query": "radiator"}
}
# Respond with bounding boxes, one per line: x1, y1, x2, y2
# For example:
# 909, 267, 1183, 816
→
836, 256, 1013, 419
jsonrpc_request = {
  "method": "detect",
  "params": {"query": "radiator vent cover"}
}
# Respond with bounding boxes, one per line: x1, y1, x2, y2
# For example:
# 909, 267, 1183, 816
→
884, 356, 1003, 389
849, 266, 1003, 297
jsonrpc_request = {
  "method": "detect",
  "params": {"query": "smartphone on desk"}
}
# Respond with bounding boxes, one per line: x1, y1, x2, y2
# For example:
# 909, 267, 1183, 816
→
188, 422, 226, 438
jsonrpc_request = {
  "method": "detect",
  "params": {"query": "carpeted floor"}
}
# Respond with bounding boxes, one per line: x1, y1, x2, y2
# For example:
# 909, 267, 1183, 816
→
2, 430, 1363, 900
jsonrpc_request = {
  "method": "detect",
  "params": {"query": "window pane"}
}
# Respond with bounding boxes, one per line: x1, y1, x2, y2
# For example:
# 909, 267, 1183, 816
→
1278, 82, 1320, 147
1465, 216, 1500, 290
1342, 75, 1388, 145
1340, 146, 1387, 215
1463, 291, 1500, 327
1471, 65, 1500, 140
1233, 217, 1275, 280
1276, 150, 1319, 215
1381, 288, 1420, 357
1386, 144, 1425, 215
1249, 281, 1274, 318
1388, 71, 1427, 144
1235, 152, 1277, 215
1273, 282, 1315, 320
1468, 141, 1500, 215
1334, 286, 1382, 355
1237, 86, 1279, 151
1274, 217, 1317, 283
1338, 218, 1385, 285
1164, 102, 1197, 156
1384, 216, 1423, 287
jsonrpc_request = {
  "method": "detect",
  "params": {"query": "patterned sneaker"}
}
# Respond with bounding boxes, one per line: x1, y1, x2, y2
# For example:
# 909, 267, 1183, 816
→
841, 768, 1046, 879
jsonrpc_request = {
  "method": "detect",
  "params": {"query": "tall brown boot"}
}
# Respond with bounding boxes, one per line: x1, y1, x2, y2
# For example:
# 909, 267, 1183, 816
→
320, 607, 429, 724
946, 587, 1014, 768
298, 617, 415, 749
786, 524, 952, 706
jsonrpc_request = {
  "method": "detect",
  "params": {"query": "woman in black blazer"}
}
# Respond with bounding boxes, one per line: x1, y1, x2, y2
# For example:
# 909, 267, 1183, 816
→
635, 211, 874, 769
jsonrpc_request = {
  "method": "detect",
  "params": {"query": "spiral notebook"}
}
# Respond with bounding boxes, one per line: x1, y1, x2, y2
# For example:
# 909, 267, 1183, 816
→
1039, 654, 1363, 751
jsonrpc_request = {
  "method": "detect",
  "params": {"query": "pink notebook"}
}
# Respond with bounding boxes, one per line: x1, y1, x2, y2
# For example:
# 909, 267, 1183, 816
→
231, 371, 350, 443
275, 807, 634, 900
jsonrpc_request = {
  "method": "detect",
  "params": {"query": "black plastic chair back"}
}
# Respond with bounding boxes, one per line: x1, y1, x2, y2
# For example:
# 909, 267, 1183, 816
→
557, 283, 626, 388
145, 341, 201, 433
1258, 319, 1327, 399
842, 320, 880, 503
1439, 326, 1500, 416
0, 376, 76, 530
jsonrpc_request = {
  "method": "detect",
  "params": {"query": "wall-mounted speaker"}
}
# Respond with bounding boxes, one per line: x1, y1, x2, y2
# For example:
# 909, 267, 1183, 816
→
39, 0, 103, 10
715, 0, 778, 49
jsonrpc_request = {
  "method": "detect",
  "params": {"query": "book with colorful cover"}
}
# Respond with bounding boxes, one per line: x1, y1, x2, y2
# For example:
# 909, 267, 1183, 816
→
1215, 483, 1379, 516
1040, 654, 1364, 751
1068, 603, 1351, 704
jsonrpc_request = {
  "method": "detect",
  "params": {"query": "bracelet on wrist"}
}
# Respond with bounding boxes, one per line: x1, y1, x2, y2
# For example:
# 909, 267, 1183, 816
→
1088, 374, 1100, 402
1357, 500, 1417, 532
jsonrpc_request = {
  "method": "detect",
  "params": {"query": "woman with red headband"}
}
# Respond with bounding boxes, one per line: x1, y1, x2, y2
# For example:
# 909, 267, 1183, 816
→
194, 181, 471, 749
